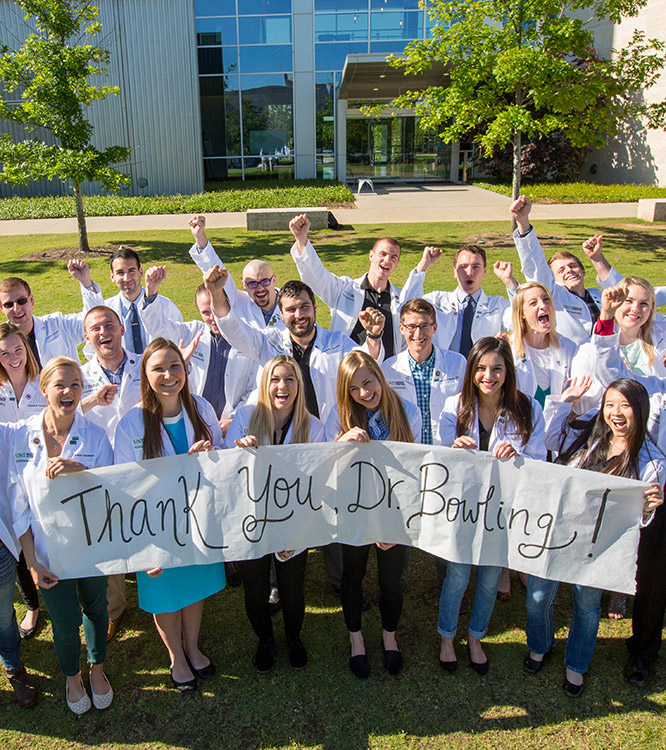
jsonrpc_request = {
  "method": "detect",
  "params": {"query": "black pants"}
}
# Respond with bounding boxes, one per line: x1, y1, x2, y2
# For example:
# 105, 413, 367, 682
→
341, 543, 406, 633
16, 551, 39, 611
238, 551, 307, 643
627, 503, 666, 664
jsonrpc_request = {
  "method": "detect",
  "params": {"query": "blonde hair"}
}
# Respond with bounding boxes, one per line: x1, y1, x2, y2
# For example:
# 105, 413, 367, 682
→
619, 277, 657, 367
39, 356, 83, 392
248, 355, 311, 445
336, 351, 413, 442
0, 323, 39, 385
510, 282, 559, 360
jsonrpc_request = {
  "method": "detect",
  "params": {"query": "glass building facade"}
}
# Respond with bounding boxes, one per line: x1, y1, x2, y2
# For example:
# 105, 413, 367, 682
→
195, 0, 453, 182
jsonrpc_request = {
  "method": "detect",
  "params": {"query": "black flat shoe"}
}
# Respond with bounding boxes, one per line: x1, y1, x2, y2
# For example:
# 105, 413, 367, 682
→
349, 653, 370, 679
439, 658, 458, 673
624, 657, 649, 687
287, 638, 308, 670
185, 654, 215, 680
523, 649, 551, 675
382, 643, 402, 676
18, 613, 39, 640
563, 675, 584, 698
170, 669, 197, 694
255, 639, 275, 674
467, 644, 489, 676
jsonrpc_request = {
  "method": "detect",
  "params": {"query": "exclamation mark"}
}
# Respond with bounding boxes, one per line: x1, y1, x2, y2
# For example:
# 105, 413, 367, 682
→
587, 488, 610, 558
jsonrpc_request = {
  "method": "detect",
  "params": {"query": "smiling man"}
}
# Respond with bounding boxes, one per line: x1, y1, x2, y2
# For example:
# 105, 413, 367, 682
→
288, 213, 428, 359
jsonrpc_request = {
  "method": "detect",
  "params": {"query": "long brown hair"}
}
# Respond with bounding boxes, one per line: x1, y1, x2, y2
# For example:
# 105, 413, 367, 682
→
247, 355, 311, 445
0, 322, 39, 384
140, 338, 212, 460
456, 337, 533, 445
336, 351, 413, 442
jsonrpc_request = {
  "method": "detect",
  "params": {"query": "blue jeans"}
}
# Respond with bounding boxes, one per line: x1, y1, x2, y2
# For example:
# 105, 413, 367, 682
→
0, 544, 21, 671
525, 574, 602, 675
437, 563, 502, 640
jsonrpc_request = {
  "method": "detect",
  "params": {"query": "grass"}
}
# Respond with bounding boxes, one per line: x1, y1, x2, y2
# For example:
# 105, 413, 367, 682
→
0, 180, 354, 221
1, 218, 666, 749
469, 181, 666, 204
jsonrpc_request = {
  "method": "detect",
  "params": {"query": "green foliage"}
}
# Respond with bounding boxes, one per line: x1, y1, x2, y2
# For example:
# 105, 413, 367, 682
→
0, 180, 354, 220
469, 180, 666, 203
369, 0, 666, 196
0, 0, 130, 190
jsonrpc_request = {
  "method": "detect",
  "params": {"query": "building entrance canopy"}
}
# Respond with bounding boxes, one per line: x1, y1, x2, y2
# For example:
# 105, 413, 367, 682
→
338, 53, 448, 100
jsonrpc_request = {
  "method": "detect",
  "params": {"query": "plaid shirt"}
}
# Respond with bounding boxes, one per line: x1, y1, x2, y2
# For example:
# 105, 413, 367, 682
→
408, 349, 435, 444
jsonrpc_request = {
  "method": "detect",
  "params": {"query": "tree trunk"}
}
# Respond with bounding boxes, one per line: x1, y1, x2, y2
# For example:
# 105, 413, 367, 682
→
74, 181, 90, 253
511, 129, 522, 232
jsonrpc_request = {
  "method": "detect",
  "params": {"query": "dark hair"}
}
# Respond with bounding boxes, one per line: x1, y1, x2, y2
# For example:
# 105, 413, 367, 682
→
278, 280, 316, 309
0, 277, 31, 296
454, 245, 486, 267
84, 305, 122, 329
195, 283, 209, 303
371, 237, 401, 254
557, 379, 652, 478
139, 338, 212, 460
110, 246, 141, 270
400, 297, 436, 324
456, 336, 533, 445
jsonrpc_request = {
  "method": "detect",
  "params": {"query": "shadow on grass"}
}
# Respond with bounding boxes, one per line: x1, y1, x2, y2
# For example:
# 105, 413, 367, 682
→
2, 551, 664, 750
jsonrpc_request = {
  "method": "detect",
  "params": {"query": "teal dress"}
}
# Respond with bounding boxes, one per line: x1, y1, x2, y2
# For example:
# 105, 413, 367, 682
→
136, 414, 226, 614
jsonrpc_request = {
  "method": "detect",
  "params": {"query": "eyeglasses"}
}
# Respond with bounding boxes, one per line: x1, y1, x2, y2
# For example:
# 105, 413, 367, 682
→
2, 296, 29, 309
402, 323, 433, 333
244, 276, 274, 289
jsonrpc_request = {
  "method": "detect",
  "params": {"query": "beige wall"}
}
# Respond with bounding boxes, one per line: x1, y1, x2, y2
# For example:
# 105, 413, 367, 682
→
583, 0, 666, 186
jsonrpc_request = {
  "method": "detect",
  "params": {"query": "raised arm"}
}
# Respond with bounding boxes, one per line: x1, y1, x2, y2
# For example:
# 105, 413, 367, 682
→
510, 196, 556, 293
188, 214, 239, 305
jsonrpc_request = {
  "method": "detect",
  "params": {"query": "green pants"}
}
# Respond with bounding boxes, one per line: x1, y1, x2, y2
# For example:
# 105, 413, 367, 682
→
40, 576, 109, 676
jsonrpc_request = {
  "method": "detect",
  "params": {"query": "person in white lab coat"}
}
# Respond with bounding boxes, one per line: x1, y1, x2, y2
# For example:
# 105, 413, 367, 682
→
289, 213, 426, 358
113, 338, 224, 694
9, 357, 114, 714
438, 337, 546, 677
224, 355, 325, 674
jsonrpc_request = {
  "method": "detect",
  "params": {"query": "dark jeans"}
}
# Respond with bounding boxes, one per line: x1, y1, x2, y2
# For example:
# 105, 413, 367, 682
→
15, 551, 39, 611
238, 551, 307, 643
627, 503, 666, 664
341, 543, 406, 633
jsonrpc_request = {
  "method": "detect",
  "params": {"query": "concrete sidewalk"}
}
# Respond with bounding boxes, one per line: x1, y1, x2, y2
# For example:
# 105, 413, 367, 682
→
0, 184, 639, 236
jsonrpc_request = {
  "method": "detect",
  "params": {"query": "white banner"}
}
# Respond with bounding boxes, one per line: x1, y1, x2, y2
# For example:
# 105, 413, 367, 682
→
39, 442, 647, 593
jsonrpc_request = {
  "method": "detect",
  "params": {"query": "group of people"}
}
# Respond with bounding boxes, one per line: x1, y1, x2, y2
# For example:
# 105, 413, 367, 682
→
1, 198, 665, 715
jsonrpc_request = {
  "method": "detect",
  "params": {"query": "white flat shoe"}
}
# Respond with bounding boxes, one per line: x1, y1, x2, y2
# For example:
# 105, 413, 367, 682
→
91, 671, 113, 710
66, 680, 91, 715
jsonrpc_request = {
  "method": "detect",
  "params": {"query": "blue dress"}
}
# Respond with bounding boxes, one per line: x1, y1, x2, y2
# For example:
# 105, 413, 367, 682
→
136, 414, 226, 614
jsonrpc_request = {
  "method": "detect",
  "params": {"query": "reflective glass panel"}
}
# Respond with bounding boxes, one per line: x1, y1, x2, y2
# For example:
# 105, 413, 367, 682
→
239, 45, 292, 73
195, 0, 236, 16
196, 17, 237, 46
238, 0, 291, 14
239, 16, 292, 44
198, 46, 239, 75
316, 74, 336, 179
370, 40, 412, 54
370, 11, 423, 39
315, 0, 368, 9
200, 75, 241, 161
315, 13, 368, 41
315, 42, 367, 71
371, 0, 422, 8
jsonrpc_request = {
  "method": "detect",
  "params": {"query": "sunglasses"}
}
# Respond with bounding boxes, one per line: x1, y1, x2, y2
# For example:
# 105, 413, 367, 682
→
2, 296, 29, 309
244, 276, 274, 289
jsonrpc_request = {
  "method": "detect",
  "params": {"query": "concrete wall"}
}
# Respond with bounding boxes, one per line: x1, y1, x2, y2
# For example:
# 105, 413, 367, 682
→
0, 0, 203, 197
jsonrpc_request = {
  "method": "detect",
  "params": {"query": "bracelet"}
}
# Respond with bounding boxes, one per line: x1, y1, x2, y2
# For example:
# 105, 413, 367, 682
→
366, 331, 383, 340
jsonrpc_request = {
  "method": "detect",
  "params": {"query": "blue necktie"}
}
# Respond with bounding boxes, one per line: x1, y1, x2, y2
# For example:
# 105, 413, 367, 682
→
460, 295, 474, 358
130, 302, 144, 354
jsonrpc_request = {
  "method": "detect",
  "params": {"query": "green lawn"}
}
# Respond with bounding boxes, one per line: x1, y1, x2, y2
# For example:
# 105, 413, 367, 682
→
469, 181, 666, 204
1, 219, 666, 749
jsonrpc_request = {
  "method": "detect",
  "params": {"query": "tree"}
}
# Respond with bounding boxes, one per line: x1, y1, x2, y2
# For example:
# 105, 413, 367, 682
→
0, 0, 130, 252
371, 0, 666, 211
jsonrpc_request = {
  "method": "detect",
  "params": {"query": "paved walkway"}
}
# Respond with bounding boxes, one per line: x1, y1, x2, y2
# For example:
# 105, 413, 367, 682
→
0, 184, 638, 236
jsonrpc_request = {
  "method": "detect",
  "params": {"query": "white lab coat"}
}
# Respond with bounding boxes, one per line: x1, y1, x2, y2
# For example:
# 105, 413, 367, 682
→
290, 239, 424, 355
80, 284, 183, 358
189, 241, 285, 333
424, 289, 512, 352
141, 303, 257, 417
224, 404, 326, 447
216, 307, 360, 424
513, 335, 579, 400
382, 347, 466, 444
439, 393, 547, 461
80, 352, 142, 443
0, 378, 46, 422
31, 312, 91, 363
324, 398, 423, 443
8, 410, 113, 570
113, 395, 222, 465
512, 228, 623, 345
0, 423, 21, 559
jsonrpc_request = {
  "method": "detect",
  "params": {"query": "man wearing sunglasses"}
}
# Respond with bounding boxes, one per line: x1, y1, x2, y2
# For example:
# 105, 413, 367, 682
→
0, 261, 103, 366
187, 215, 284, 334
